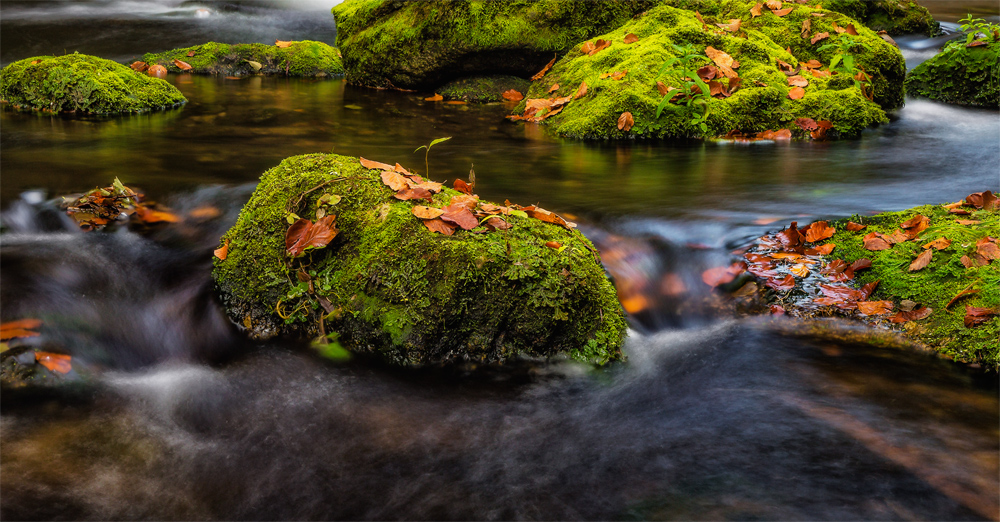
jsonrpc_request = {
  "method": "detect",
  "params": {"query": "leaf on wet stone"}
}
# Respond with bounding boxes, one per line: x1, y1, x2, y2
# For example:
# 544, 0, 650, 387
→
502, 89, 523, 101
788, 87, 805, 100
804, 221, 835, 242
766, 274, 796, 291
964, 306, 998, 327
173, 59, 192, 71
617, 111, 634, 132
623, 33, 639, 44
795, 117, 818, 131
147, 64, 168, 78
908, 249, 932, 271
789, 263, 810, 277
0, 319, 42, 341
285, 216, 338, 258
857, 301, 893, 316
804, 243, 835, 255
811, 32, 830, 44
35, 352, 72, 374
214, 239, 230, 260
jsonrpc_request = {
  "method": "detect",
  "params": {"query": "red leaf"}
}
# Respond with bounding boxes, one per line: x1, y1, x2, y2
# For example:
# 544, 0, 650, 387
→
964, 306, 998, 327
453, 179, 472, 195
702, 262, 746, 287
849, 258, 872, 272
804, 243, 835, 255
845, 221, 866, 231
440, 206, 479, 230
819, 283, 863, 303
857, 300, 893, 316
766, 274, 796, 291
890, 305, 932, 323
795, 117, 818, 131
423, 218, 455, 235
285, 216, 338, 258
805, 221, 835, 242
35, 352, 72, 374
776, 221, 805, 250
502, 89, 524, 102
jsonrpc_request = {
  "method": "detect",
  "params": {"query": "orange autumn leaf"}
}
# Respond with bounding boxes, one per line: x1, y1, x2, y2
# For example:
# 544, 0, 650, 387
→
804, 221, 835, 242
0, 319, 42, 341
766, 274, 796, 291
545, 241, 562, 249
502, 89, 523, 101
810, 32, 830, 44
804, 243, 835, 255
789, 263, 810, 277
702, 262, 746, 287
173, 59, 192, 71
772, 7, 793, 16
189, 206, 222, 219
393, 187, 434, 202
750, 2, 763, 17
548, 83, 560, 93
423, 218, 455, 235
275, 40, 294, 48
766, 0, 782, 9
359, 157, 394, 171
857, 300, 893, 316
573, 81, 588, 100
130, 61, 148, 72
35, 352, 72, 374
623, 33, 639, 44
922, 237, 951, 250
453, 178, 473, 195
908, 249, 932, 271
214, 239, 230, 260
617, 111, 634, 132
380, 170, 411, 191
147, 64, 168, 79
704, 46, 738, 78
445, 100, 467, 105
531, 56, 557, 80
863, 232, 891, 251
440, 205, 479, 230
187, 50, 196, 57
788, 86, 805, 99
788, 75, 808, 87
285, 216, 338, 258
717, 19, 741, 32
412, 206, 444, 220
425, 93, 444, 101
134, 206, 181, 224
845, 221, 866, 231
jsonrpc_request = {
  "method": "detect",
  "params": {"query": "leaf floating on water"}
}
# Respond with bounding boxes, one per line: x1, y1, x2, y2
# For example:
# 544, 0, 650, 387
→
908, 249, 932, 271
502, 89, 523, 101
214, 239, 230, 260
617, 111, 634, 131
35, 352, 72, 374
134, 206, 181, 224
424, 93, 444, 101
0, 319, 42, 341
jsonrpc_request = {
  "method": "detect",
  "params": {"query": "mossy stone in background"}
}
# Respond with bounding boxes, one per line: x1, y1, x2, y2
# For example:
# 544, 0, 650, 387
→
812, 0, 939, 36
141, 41, 344, 77
0, 53, 186, 114
331, 0, 657, 89
213, 153, 627, 367
438, 75, 532, 102
905, 41, 1000, 108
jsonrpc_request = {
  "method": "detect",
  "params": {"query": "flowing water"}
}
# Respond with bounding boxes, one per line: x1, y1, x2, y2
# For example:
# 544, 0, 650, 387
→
1, 1, 998, 520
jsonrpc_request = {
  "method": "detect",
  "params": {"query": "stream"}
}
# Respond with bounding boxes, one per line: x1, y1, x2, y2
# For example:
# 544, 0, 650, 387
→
1, 1, 998, 520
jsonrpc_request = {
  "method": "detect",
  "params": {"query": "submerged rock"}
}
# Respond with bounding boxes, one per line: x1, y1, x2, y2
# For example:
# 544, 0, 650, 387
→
0, 53, 186, 114
905, 40, 999, 108
213, 153, 626, 366
818, 0, 939, 36
331, 0, 655, 89
514, 2, 904, 139
140, 41, 344, 77
439, 75, 532, 102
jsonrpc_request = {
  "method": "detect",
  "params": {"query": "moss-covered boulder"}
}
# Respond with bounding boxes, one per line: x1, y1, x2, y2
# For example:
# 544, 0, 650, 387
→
141, 41, 344, 77
808, 0, 938, 36
0, 53, 185, 114
905, 40, 1000, 108
439, 75, 532, 102
213, 153, 627, 366
331, 0, 656, 89
515, 2, 904, 139
825, 202, 999, 366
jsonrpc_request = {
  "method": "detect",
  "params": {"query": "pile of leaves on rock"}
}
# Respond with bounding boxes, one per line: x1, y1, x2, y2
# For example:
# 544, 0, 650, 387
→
60, 177, 185, 230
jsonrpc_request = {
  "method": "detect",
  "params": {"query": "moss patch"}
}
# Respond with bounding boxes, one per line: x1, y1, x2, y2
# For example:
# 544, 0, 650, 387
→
213, 153, 627, 366
0, 53, 186, 114
141, 41, 344, 77
517, 1, 903, 139
905, 40, 1000, 108
812, 0, 939, 36
827, 204, 999, 366
332, 0, 656, 89
439, 75, 532, 102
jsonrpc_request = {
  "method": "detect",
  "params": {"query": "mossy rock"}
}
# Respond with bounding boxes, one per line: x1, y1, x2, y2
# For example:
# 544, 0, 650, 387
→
517, 1, 903, 139
813, 0, 939, 37
213, 153, 627, 366
331, 0, 657, 89
439, 75, 532, 102
141, 41, 344, 77
828, 204, 999, 366
0, 53, 186, 114
905, 40, 1000, 108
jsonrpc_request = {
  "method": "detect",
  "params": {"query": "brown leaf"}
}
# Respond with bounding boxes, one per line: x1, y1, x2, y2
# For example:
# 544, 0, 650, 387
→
750, 3, 763, 17
173, 59, 192, 71
425, 93, 444, 101
788, 86, 805, 100
360, 157, 395, 171
899, 214, 930, 235
285, 216, 338, 258
705, 46, 738, 78
819, 283, 864, 303
440, 206, 479, 230
967, 39, 988, 48
214, 239, 230, 260
697, 65, 721, 82
617, 112, 634, 132
186, 50, 196, 57
801, 59, 823, 69
776, 58, 796, 74
130, 61, 148, 72
908, 249, 932, 271
964, 306, 998, 327
445, 100, 468, 105
794, 117, 818, 131
485, 216, 512, 231
805, 221, 835, 242
845, 221, 866, 231
863, 232, 891, 251
393, 187, 433, 201
766, 274, 796, 291
624, 33, 639, 44
849, 258, 872, 272
718, 19, 741, 32
411, 206, 444, 220
810, 32, 830, 44
776, 221, 805, 250
965, 190, 998, 210
147, 64, 168, 79
573, 81, 588, 100
766, 0, 782, 9
789, 263, 810, 277
961, 254, 989, 268
804, 243, 835, 255
946, 288, 980, 309
702, 262, 747, 287
380, 170, 411, 191
134, 206, 181, 224
801, 18, 811, 38
978, 238, 1000, 260
545, 241, 563, 249
580, 41, 596, 54
610, 70, 628, 81
0, 319, 42, 341
957, 219, 981, 225
502, 89, 524, 102
843, 23, 858, 35
788, 75, 809, 87
35, 352, 72, 374
548, 83, 560, 93
656, 81, 675, 96
857, 300, 893, 316
772, 7, 794, 16
275, 40, 294, 48
922, 237, 951, 250
450, 194, 480, 210
531, 56, 557, 80
423, 218, 455, 235
890, 305, 932, 323
453, 178, 473, 195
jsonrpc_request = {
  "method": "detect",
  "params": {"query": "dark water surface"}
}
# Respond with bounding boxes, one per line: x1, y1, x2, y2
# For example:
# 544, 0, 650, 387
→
2, 1, 999, 520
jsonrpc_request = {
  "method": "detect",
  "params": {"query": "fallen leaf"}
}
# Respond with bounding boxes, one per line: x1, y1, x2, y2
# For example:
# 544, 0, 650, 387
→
702, 262, 746, 287
214, 239, 230, 260
718, 19, 741, 32
445, 100, 467, 105
147, 64, 168, 79
801, 59, 823, 69
285, 216, 338, 257
946, 288, 980, 309
794, 117, 818, 131
922, 237, 951, 250
967, 39, 988, 48
275, 40, 293, 48
899, 214, 930, 236
750, 3, 763, 17
857, 300, 893, 316
423, 218, 455, 235
772, 7, 794, 16
773, 128, 793, 139
412, 206, 444, 219
770, 304, 786, 315
801, 18, 811, 38
173, 59, 192, 71
819, 283, 864, 303
502, 89, 524, 101
617, 111, 634, 132
425, 93, 444, 101
961, 254, 989, 268
849, 258, 872, 272
440, 205, 479, 230
978, 238, 1000, 260
360, 157, 395, 171
453, 178, 473, 195
394, 187, 433, 201
964, 306, 997, 327
189, 206, 222, 219
810, 32, 830, 44
656, 81, 676, 96
35, 352, 72, 374
965, 190, 998, 210
187, 50, 196, 57
788, 86, 805, 99
610, 70, 628, 81
548, 83, 560, 93
842, 23, 858, 35
766, 0, 782, 9
908, 249, 932, 271
247, 60, 262, 72
545, 241, 562, 249
766, 274, 796, 291
573, 81, 588, 100
531, 56, 557, 80
804, 243, 835, 255
705, 46, 738, 78
788, 75, 809, 87
890, 305, 932, 323
810, 69, 833, 78
0, 319, 42, 341
380, 170, 411, 191
845, 221, 866, 231
698, 65, 721, 82
134, 206, 181, 224
623, 33, 639, 44
957, 220, 981, 225
805, 221, 835, 242
130, 61, 148, 72
789, 263, 810, 277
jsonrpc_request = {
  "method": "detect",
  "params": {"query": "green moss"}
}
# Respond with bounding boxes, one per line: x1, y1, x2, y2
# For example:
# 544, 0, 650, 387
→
828, 204, 999, 366
905, 40, 1000, 108
213, 153, 627, 366
332, 0, 657, 89
439, 75, 532, 102
520, 2, 901, 139
808, 0, 939, 36
141, 41, 344, 77
0, 53, 186, 114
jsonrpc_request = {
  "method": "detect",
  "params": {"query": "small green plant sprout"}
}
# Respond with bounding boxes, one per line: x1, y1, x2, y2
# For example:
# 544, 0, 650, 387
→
818, 34, 874, 98
958, 14, 1000, 46
655, 43, 712, 134
413, 136, 451, 177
